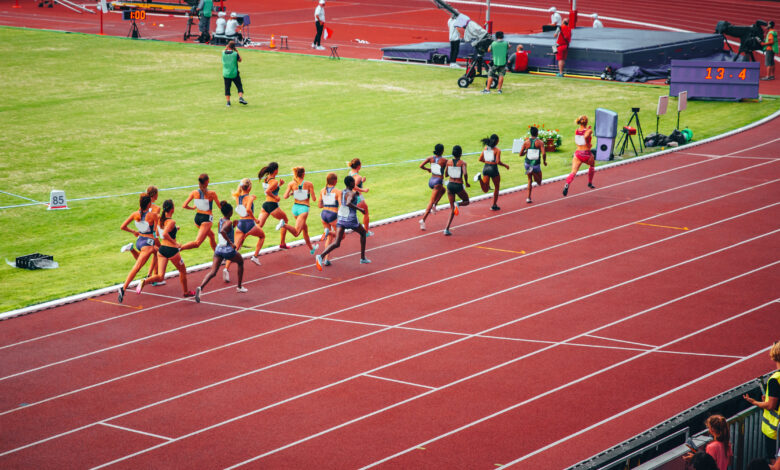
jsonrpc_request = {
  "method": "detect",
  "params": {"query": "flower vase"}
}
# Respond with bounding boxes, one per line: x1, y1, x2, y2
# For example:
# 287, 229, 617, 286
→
545, 138, 557, 152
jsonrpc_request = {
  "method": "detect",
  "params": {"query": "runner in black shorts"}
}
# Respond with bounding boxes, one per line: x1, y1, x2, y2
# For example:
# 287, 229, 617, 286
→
444, 145, 470, 236
195, 201, 247, 302
474, 134, 509, 211
519, 126, 547, 203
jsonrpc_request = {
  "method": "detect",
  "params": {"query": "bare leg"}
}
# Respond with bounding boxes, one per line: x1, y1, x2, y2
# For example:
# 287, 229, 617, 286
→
199, 255, 223, 290
181, 222, 216, 251
122, 247, 154, 290
491, 174, 501, 207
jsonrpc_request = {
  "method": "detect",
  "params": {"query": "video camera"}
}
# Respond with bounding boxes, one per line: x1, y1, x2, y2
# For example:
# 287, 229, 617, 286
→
715, 20, 767, 61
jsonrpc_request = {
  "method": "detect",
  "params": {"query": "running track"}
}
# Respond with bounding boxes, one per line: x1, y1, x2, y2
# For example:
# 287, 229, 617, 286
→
1, 118, 779, 468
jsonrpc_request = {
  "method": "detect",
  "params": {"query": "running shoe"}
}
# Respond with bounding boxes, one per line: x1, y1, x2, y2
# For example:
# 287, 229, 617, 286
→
250, 256, 262, 266
481, 89, 490, 94
226, 101, 231, 107
183, 290, 196, 298
117, 287, 124, 303
419, 219, 426, 231
120, 243, 133, 253
275, 219, 285, 231
222, 268, 230, 283
151, 281, 166, 286
588, 183, 596, 189
316, 45, 326, 50
497, 90, 503, 94
526, 198, 532, 204
322, 228, 330, 239
366, 231, 374, 237
563, 183, 569, 197
195, 286, 201, 303
310, 244, 318, 255
491, 205, 500, 211
323, 259, 331, 266
278, 244, 289, 250
315, 254, 323, 271
473, 172, 481, 182
443, 229, 453, 236
236, 286, 248, 293
135, 278, 145, 294
360, 258, 372, 264
454, 202, 460, 216
239, 97, 248, 105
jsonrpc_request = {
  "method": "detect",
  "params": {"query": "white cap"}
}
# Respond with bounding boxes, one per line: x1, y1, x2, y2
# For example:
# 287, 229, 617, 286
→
592, 13, 598, 19
218, 11, 225, 17
549, 7, 556, 13
230, 12, 236, 17
319, 0, 325, 4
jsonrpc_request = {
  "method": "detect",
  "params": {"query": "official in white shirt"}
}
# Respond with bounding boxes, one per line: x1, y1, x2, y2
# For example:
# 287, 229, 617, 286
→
549, 7, 562, 27
215, 11, 226, 35
592, 13, 603, 28
313, 0, 326, 50
447, 15, 462, 67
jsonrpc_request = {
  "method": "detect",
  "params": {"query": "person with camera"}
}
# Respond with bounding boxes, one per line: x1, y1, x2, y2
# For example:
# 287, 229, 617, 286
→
762, 21, 777, 81
196, 0, 213, 43
222, 40, 247, 107
484, 31, 508, 94
743, 341, 780, 460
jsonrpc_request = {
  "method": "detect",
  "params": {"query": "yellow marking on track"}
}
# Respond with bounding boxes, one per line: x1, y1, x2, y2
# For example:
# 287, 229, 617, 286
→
286, 271, 331, 280
88, 298, 143, 310
495, 464, 504, 467
635, 222, 689, 231
417, 447, 426, 450
476, 246, 526, 255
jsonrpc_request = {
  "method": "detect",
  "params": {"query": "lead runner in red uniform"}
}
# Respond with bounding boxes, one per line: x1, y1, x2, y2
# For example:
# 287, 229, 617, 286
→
563, 115, 596, 196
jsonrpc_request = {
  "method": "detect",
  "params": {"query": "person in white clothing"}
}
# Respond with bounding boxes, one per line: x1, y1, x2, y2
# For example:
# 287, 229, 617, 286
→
313, 0, 326, 50
549, 7, 562, 27
215, 11, 226, 36
448, 15, 462, 67
592, 13, 603, 28
225, 12, 239, 38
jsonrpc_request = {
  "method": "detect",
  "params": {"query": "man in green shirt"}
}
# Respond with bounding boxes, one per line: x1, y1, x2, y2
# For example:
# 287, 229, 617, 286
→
761, 20, 777, 81
197, 0, 213, 43
222, 41, 247, 107
483, 31, 509, 94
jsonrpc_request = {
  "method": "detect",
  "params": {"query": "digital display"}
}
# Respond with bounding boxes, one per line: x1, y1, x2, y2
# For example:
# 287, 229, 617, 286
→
704, 67, 747, 81
670, 60, 759, 101
122, 9, 146, 21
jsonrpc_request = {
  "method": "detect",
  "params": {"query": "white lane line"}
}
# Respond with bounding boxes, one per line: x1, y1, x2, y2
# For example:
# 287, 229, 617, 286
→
99, 422, 173, 442
680, 153, 778, 161
363, 374, 435, 390
583, 334, 658, 348
6, 160, 770, 383
365, 299, 780, 470
95, 238, 780, 468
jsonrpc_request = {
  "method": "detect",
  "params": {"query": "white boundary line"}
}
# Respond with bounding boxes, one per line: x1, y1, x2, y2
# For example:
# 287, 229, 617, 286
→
98, 422, 173, 442
68, 228, 780, 466
583, 334, 658, 349
2, 110, 777, 321
362, 374, 436, 390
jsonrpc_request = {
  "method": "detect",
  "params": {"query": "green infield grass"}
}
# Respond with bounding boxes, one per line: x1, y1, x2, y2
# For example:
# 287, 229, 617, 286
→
0, 26, 777, 312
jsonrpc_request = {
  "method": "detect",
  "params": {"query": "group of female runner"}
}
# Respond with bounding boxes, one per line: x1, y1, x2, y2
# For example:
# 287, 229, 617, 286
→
118, 159, 374, 302
417, 114, 596, 234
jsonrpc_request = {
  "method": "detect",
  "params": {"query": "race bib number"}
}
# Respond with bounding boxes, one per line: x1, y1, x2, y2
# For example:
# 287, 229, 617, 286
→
448, 165, 462, 179
293, 189, 308, 201
526, 148, 540, 161
575, 134, 587, 146
134, 220, 150, 233
338, 204, 350, 217
431, 162, 442, 176
235, 204, 248, 217
322, 193, 336, 205
194, 199, 211, 211
483, 149, 495, 162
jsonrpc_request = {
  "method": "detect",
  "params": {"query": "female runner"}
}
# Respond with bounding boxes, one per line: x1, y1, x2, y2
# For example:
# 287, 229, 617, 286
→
256, 162, 291, 243
121, 185, 163, 283
136, 199, 195, 298
181, 173, 221, 251
563, 115, 596, 196
444, 145, 470, 236
519, 126, 547, 203
474, 134, 509, 211
317, 172, 341, 266
195, 201, 247, 303
279, 166, 318, 253
315, 175, 370, 269
118, 193, 159, 303
224, 178, 265, 282
348, 158, 373, 236
418, 143, 448, 231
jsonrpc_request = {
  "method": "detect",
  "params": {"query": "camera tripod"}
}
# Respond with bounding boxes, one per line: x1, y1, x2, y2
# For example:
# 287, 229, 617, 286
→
616, 108, 644, 156
128, 18, 141, 39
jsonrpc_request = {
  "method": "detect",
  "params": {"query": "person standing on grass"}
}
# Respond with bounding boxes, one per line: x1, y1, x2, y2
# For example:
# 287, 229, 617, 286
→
743, 341, 780, 460
419, 143, 448, 231
195, 201, 247, 303
136, 199, 195, 299
484, 31, 509, 94
313, 0, 326, 51
448, 14, 462, 67
118, 193, 159, 303
196, 0, 213, 43
315, 175, 370, 270
563, 115, 596, 196
556, 19, 572, 77
474, 134, 509, 211
222, 41, 247, 107
444, 145, 470, 236
519, 126, 547, 203
761, 21, 777, 81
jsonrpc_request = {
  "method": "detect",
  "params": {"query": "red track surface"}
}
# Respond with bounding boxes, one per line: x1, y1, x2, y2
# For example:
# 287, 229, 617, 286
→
2, 1, 780, 468
1, 119, 779, 468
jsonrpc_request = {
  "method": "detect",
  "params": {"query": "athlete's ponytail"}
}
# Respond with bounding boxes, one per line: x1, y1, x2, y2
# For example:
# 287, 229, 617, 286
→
434, 143, 444, 156
258, 162, 279, 181
139, 193, 152, 211
159, 199, 174, 228
292, 166, 305, 180
232, 177, 251, 199
452, 145, 462, 160
576, 115, 589, 126
481, 134, 499, 148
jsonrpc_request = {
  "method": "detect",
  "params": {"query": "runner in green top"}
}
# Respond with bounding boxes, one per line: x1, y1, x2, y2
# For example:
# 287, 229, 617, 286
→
484, 31, 509, 94
222, 41, 247, 107
519, 126, 547, 204
761, 21, 777, 81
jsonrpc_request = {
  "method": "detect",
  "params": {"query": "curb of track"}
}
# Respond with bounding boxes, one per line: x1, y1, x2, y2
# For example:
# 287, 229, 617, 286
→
2, 109, 778, 321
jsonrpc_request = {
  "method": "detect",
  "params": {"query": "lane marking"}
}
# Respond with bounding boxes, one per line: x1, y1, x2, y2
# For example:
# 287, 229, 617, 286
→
584, 334, 657, 348
87, 298, 143, 310
286, 271, 330, 280
635, 222, 689, 231
99, 422, 173, 442
363, 374, 435, 390
476, 246, 526, 255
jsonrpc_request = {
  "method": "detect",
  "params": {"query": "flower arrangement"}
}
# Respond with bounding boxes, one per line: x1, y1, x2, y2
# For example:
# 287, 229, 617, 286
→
525, 124, 562, 150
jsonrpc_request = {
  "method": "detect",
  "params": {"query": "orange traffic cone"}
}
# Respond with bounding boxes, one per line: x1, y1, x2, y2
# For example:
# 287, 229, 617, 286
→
270, 34, 276, 48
